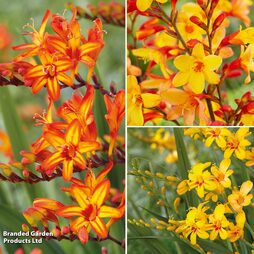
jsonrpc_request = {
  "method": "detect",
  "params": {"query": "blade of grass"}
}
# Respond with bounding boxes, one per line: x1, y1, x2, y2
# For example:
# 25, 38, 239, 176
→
173, 128, 198, 207
0, 87, 37, 201
93, 66, 109, 138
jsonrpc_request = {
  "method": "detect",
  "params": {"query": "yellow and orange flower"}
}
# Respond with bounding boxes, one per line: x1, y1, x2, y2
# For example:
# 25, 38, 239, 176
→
228, 181, 253, 213
13, 10, 51, 60
104, 90, 125, 156
136, 0, 168, 12
208, 204, 229, 240
57, 179, 122, 241
173, 43, 222, 94
128, 75, 161, 126
43, 119, 100, 181
25, 54, 73, 100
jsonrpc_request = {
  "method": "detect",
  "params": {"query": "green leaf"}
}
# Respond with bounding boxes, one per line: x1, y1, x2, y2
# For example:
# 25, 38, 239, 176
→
198, 240, 232, 254
0, 87, 37, 201
0, 87, 29, 160
139, 206, 168, 222
93, 66, 109, 138
173, 128, 198, 207
93, 89, 109, 138
128, 223, 171, 254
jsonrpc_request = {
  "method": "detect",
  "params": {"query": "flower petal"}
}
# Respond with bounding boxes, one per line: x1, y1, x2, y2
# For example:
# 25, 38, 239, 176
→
90, 216, 108, 238
47, 77, 60, 101
62, 159, 74, 181
141, 93, 161, 108
57, 205, 83, 217
99, 205, 122, 218
91, 180, 110, 207
72, 187, 89, 208
66, 119, 81, 146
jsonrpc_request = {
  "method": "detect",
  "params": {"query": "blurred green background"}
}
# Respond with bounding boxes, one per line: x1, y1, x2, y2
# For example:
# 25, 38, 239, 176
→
0, 0, 125, 253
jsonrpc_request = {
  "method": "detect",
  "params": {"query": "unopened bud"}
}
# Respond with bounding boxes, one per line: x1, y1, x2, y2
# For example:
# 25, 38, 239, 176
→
52, 227, 61, 238
61, 226, 70, 235
196, 0, 207, 10
101, 247, 108, 254
23, 170, 29, 178
161, 186, 167, 195
22, 224, 29, 232
212, 13, 226, 33
155, 173, 165, 178
190, 16, 206, 30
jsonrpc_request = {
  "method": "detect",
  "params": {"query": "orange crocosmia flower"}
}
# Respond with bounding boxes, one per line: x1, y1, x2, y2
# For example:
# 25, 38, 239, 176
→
57, 85, 97, 141
69, 161, 114, 195
57, 180, 122, 240
239, 44, 254, 84
127, 57, 142, 76
128, 75, 161, 126
23, 206, 59, 228
173, 43, 222, 94
25, 54, 73, 101
107, 189, 125, 229
228, 180, 253, 213
13, 10, 51, 60
136, 0, 168, 12
43, 119, 100, 181
219, 0, 252, 26
0, 24, 12, 49
0, 130, 13, 158
161, 88, 209, 125
49, 9, 103, 81
104, 90, 125, 156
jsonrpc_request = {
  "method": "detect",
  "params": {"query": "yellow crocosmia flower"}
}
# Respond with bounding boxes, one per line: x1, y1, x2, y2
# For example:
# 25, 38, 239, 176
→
228, 181, 253, 213
239, 44, 254, 84
228, 212, 246, 242
203, 128, 231, 148
175, 203, 209, 245
245, 148, 254, 167
132, 48, 171, 78
222, 128, 251, 160
176, 3, 206, 43
230, 27, 254, 45
184, 128, 202, 140
136, 0, 167, 12
208, 204, 229, 240
217, 0, 252, 26
155, 32, 177, 49
240, 114, 254, 126
210, 159, 233, 193
173, 43, 222, 94
127, 75, 161, 126
188, 162, 216, 198
177, 180, 189, 195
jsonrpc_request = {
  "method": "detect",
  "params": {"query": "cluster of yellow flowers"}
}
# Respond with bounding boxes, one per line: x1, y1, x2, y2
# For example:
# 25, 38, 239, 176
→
128, 127, 254, 251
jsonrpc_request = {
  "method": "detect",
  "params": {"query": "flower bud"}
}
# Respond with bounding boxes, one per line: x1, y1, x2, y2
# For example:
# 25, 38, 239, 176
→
190, 16, 207, 30
212, 13, 226, 32
22, 224, 29, 232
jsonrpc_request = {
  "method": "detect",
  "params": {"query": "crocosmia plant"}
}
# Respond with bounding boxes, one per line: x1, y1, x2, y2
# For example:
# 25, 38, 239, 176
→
128, 127, 254, 254
0, 2, 125, 253
127, 0, 254, 126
